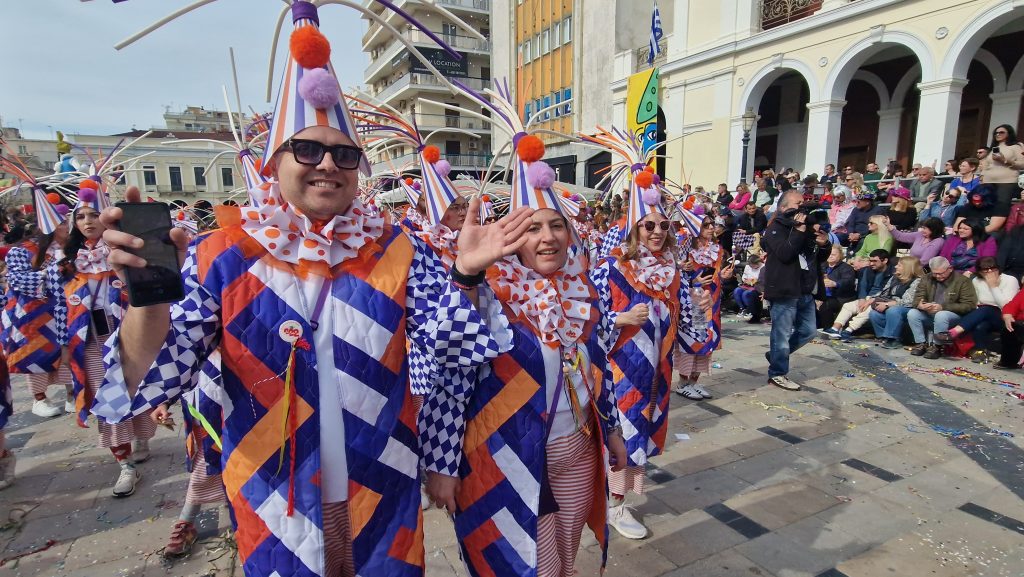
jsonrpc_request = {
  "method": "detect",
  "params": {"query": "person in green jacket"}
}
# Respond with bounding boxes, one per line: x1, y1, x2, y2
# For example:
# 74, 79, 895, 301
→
852, 214, 894, 268
907, 256, 978, 359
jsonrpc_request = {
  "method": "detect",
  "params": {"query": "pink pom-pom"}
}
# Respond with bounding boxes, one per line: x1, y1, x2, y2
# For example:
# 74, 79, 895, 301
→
55, 205, 70, 217
78, 188, 97, 203
692, 204, 705, 216
526, 161, 555, 189
652, 174, 662, 185
434, 160, 451, 177
570, 194, 581, 202
298, 68, 339, 110
641, 187, 661, 206
412, 181, 422, 191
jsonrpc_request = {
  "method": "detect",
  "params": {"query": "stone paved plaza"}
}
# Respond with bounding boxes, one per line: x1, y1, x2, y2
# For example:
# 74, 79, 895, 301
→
2, 319, 1022, 577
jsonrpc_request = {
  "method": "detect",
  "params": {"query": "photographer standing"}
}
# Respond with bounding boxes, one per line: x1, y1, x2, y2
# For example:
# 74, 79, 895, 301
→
761, 191, 832, 391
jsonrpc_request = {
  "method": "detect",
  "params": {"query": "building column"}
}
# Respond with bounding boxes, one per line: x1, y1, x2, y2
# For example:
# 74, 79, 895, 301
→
989, 90, 1024, 133
803, 100, 847, 175
875, 107, 903, 166
912, 78, 967, 167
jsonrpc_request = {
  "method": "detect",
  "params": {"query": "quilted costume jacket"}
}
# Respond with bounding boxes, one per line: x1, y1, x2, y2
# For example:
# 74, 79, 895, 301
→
1, 242, 68, 374
93, 221, 503, 577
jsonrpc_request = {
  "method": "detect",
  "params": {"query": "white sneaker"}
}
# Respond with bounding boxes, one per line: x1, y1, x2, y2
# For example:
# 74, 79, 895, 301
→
113, 466, 141, 498
691, 385, 712, 399
608, 504, 647, 539
132, 440, 151, 464
421, 486, 431, 511
65, 400, 75, 414
768, 375, 801, 391
31, 399, 63, 418
676, 385, 704, 400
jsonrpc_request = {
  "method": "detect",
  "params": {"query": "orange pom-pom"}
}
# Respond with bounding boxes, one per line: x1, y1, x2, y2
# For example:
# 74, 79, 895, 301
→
46, 192, 61, 205
78, 179, 99, 190
516, 135, 545, 163
177, 211, 186, 221
481, 194, 491, 202
561, 190, 572, 198
404, 177, 414, 186
422, 145, 441, 164
643, 165, 655, 173
290, 26, 331, 69
634, 171, 654, 189
683, 198, 695, 210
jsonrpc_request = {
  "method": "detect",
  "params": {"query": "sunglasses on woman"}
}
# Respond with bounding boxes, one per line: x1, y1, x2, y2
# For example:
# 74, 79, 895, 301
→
282, 138, 363, 169
643, 221, 671, 232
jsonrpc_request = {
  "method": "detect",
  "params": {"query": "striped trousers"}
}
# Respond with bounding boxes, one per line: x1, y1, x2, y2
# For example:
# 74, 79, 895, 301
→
184, 450, 226, 505
322, 501, 355, 577
608, 464, 647, 497
26, 365, 72, 397
536, 429, 599, 577
84, 330, 156, 448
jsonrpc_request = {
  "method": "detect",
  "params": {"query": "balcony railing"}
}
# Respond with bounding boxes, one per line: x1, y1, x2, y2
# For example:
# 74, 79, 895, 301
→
415, 114, 488, 131
365, 30, 490, 79
373, 73, 491, 103
436, 0, 490, 12
759, 0, 824, 31
634, 39, 668, 72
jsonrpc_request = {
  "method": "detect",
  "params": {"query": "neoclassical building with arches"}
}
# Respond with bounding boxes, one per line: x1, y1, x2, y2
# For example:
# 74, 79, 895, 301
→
608, 0, 1024, 186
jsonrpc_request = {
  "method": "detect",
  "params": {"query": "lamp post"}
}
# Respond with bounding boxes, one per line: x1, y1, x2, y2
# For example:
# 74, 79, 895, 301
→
739, 108, 758, 183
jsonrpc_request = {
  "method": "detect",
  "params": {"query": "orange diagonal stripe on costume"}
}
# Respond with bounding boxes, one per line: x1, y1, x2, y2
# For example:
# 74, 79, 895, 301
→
464, 359, 539, 452
388, 524, 424, 568
462, 519, 502, 577
456, 446, 503, 510
347, 482, 383, 539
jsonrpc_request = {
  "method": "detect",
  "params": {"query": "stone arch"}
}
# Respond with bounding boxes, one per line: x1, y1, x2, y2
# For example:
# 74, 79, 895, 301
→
891, 63, 922, 107
737, 58, 820, 116
852, 70, 891, 110
1008, 54, 1024, 91
940, 1, 1024, 79
972, 48, 1008, 93
824, 30, 936, 101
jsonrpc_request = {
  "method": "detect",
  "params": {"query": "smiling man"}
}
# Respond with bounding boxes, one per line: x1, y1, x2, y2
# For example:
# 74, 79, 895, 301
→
88, 3, 533, 577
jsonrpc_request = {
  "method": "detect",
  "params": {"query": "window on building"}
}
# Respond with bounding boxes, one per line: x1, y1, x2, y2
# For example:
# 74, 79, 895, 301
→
533, 35, 540, 59
143, 165, 157, 187
168, 166, 183, 192
193, 166, 206, 187
524, 102, 533, 123
553, 21, 561, 48
554, 91, 561, 117
541, 29, 549, 54
563, 88, 572, 115
221, 166, 234, 188
543, 95, 551, 120
17, 145, 27, 155
563, 16, 572, 44
523, 40, 531, 63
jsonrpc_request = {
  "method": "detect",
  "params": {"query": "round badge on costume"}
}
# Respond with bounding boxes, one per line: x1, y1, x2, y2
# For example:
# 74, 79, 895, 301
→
279, 320, 303, 344
67, 295, 82, 306
112, 279, 124, 289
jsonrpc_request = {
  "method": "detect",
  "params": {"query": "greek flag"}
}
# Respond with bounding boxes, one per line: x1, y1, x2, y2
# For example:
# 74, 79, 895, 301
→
648, 1, 663, 65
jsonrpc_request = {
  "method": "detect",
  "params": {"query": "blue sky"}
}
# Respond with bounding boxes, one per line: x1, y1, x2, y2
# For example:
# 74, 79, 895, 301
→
1, 0, 367, 139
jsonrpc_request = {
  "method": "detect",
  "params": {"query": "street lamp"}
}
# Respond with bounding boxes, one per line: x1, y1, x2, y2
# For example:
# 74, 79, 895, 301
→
739, 108, 758, 183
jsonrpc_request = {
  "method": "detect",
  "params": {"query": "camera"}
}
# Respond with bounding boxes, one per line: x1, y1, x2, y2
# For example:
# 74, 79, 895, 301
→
783, 202, 831, 233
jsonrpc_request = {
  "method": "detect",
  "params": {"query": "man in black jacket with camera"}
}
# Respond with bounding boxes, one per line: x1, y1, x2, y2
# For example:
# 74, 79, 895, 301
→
761, 191, 832, 391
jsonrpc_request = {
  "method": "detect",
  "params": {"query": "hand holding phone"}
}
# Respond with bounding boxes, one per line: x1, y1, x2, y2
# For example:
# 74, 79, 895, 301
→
114, 201, 185, 307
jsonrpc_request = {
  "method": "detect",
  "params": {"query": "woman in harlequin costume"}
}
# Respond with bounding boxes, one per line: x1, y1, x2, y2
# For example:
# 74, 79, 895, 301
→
0, 328, 13, 490
0, 161, 74, 419
580, 128, 704, 540
418, 80, 628, 577
60, 179, 157, 497
93, 2, 531, 576
674, 213, 735, 400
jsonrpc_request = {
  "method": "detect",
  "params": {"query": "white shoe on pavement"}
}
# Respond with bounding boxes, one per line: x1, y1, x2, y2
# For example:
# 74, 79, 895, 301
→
677, 385, 704, 400
691, 385, 712, 399
113, 465, 141, 498
65, 399, 75, 414
31, 399, 63, 418
132, 440, 151, 464
608, 503, 648, 539
768, 375, 802, 391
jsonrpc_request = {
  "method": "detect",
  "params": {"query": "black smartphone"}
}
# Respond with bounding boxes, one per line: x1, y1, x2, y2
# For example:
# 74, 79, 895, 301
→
115, 202, 185, 307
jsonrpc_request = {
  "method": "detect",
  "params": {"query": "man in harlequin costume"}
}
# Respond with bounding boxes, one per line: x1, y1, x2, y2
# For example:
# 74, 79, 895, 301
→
91, 2, 533, 576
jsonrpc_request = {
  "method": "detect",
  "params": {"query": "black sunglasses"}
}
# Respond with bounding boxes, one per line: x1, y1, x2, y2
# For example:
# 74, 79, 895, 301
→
643, 221, 671, 232
282, 138, 363, 169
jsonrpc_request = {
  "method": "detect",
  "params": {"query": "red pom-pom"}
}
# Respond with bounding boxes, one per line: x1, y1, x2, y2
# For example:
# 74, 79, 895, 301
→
404, 177, 414, 186
290, 26, 331, 69
46, 192, 61, 205
481, 194, 491, 202
683, 198, 695, 210
177, 211, 186, 221
634, 171, 654, 189
643, 165, 655, 173
516, 135, 545, 163
422, 145, 441, 164
78, 179, 99, 190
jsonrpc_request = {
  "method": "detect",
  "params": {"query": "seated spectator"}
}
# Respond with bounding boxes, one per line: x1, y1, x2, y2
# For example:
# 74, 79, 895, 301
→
839, 191, 885, 248
908, 256, 978, 359
827, 185, 855, 227
888, 217, 945, 265
727, 183, 752, 215
820, 182, 834, 208
996, 223, 1024, 280
948, 158, 981, 204
752, 177, 776, 208
863, 162, 885, 193
819, 164, 838, 186
954, 184, 1007, 234
733, 254, 765, 317
996, 285, 1024, 369
885, 187, 918, 232
869, 256, 925, 349
934, 257, 1019, 362
918, 187, 961, 228
817, 245, 857, 328
821, 249, 892, 341
940, 219, 997, 274
715, 183, 733, 207
852, 215, 894, 268
736, 202, 767, 234
909, 166, 944, 203
802, 176, 818, 203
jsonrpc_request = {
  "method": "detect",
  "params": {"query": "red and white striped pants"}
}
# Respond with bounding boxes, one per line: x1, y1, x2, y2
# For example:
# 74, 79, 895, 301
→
608, 464, 647, 497
84, 332, 156, 448
25, 365, 72, 396
322, 501, 354, 577
536, 429, 599, 577
184, 450, 226, 505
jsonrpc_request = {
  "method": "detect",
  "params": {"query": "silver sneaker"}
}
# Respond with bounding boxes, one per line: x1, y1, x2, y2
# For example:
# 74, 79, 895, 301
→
676, 384, 704, 400
691, 384, 712, 399
113, 466, 141, 498
31, 399, 62, 418
608, 503, 648, 539
768, 375, 801, 391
